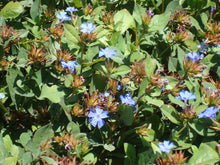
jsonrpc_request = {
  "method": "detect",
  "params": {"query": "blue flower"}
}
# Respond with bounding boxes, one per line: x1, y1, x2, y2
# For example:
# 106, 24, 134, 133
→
211, 6, 215, 13
120, 93, 135, 109
197, 39, 209, 52
98, 47, 117, 58
198, 106, 219, 119
217, 44, 220, 48
117, 84, 121, 91
61, 59, 78, 73
148, 9, 154, 16
88, 106, 109, 128
0, 93, 5, 99
185, 52, 204, 62
65, 6, 78, 15
177, 90, 196, 101
56, 11, 71, 21
80, 22, 96, 34
158, 140, 175, 154
104, 91, 110, 97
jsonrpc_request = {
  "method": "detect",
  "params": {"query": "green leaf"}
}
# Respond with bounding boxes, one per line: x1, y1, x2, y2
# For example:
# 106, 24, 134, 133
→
83, 153, 95, 165
63, 24, 80, 50
110, 48, 124, 64
118, 105, 134, 126
86, 46, 99, 62
30, 0, 40, 21
124, 143, 136, 163
145, 55, 156, 79
114, 9, 136, 34
168, 57, 177, 72
148, 12, 171, 32
113, 65, 131, 76
190, 16, 203, 32
165, 0, 181, 13
189, 119, 216, 136
6, 69, 22, 109
138, 78, 149, 98
5, 157, 17, 165
64, 74, 73, 88
168, 94, 185, 108
41, 156, 58, 165
33, 124, 54, 147
160, 105, 180, 125
22, 152, 33, 165
104, 144, 116, 152
38, 84, 65, 103
133, 3, 145, 25
184, 39, 198, 51
188, 142, 220, 164
0, 134, 9, 158
67, 122, 80, 135
140, 128, 155, 142
0, 1, 24, 19
19, 131, 32, 147
72, 0, 83, 8
3, 134, 12, 152
145, 95, 164, 107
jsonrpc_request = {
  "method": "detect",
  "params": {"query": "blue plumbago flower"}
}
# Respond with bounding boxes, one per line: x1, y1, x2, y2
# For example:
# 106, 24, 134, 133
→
98, 47, 117, 58
61, 59, 78, 73
117, 84, 122, 91
56, 11, 71, 21
211, 6, 215, 14
65, 6, 78, 15
161, 79, 169, 91
88, 106, 109, 128
158, 140, 175, 154
177, 90, 196, 101
80, 22, 96, 34
148, 9, 154, 16
198, 106, 219, 119
104, 91, 110, 97
120, 93, 135, 109
197, 39, 209, 52
162, 86, 165, 92
185, 52, 204, 62
0, 93, 5, 99
217, 44, 220, 48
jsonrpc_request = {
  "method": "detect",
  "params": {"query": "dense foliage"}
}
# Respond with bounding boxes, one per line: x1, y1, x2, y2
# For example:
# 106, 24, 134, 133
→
0, 0, 220, 164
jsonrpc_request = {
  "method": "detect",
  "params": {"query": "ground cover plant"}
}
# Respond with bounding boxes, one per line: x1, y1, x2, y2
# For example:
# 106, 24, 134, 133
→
0, 0, 220, 164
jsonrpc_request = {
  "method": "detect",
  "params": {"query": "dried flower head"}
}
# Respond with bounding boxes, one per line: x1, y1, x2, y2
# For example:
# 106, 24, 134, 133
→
71, 103, 84, 117
205, 22, 220, 46
102, 11, 114, 25
27, 46, 47, 65
203, 88, 220, 106
184, 58, 206, 77
130, 60, 146, 84
169, 10, 191, 32
49, 24, 64, 42
0, 25, 20, 53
